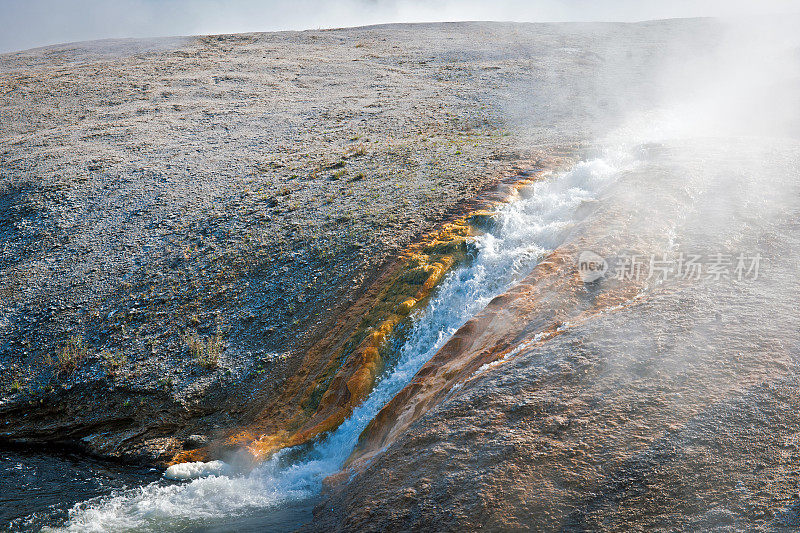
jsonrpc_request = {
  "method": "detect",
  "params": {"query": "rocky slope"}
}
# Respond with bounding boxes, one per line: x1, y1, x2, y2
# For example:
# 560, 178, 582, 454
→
3, 16, 799, 533
0, 22, 576, 463
0, 19, 706, 464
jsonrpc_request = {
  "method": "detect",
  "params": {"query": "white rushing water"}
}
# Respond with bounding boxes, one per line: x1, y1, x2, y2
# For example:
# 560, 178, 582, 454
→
60, 157, 623, 532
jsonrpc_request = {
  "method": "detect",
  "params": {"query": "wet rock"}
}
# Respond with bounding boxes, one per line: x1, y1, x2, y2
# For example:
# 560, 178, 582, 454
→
311, 137, 800, 531
183, 434, 210, 450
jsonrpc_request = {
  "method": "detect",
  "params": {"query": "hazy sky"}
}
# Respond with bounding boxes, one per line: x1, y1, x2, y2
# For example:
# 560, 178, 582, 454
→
1, 0, 799, 53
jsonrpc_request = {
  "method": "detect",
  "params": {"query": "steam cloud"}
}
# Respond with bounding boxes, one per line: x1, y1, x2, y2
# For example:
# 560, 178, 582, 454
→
2, 0, 800, 53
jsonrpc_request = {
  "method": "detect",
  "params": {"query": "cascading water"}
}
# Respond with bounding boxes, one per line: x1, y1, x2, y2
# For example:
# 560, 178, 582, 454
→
58, 156, 625, 532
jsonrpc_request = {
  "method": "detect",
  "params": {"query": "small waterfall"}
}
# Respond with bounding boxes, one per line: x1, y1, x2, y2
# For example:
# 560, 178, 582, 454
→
60, 157, 623, 532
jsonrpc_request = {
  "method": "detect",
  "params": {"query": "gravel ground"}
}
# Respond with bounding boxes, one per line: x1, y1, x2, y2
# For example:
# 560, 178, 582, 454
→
0, 22, 580, 462
0, 19, 726, 463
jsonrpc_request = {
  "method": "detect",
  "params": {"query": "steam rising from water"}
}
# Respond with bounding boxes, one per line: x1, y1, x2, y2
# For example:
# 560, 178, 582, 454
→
60, 156, 623, 532
41, 10, 800, 532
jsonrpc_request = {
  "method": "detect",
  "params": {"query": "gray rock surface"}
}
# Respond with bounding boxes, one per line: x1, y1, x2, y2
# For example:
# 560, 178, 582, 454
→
3, 22, 796, 526
3, 16, 799, 532
0, 21, 609, 462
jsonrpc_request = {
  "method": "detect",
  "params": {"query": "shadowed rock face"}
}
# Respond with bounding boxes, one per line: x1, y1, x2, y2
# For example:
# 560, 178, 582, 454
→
310, 139, 800, 531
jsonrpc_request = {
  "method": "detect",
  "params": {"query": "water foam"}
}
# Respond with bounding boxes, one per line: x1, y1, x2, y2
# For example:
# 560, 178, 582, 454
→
59, 158, 621, 532
163, 460, 232, 481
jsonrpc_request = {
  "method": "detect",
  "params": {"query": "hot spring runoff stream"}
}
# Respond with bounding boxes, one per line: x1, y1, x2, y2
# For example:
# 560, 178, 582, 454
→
26, 154, 625, 532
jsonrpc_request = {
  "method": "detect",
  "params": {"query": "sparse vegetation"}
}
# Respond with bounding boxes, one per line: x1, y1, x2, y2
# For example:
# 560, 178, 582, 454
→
48, 335, 88, 375
185, 331, 223, 370
349, 145, 366, 157
102, 350, 128, 377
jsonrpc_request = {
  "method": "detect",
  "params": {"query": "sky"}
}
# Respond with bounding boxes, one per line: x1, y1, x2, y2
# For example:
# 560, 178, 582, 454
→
1, 0, 800, 53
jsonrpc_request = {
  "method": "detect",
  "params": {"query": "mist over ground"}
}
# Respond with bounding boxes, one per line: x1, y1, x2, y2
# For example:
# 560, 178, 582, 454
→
2, 0, 800, 525
2, 0, 800, 53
